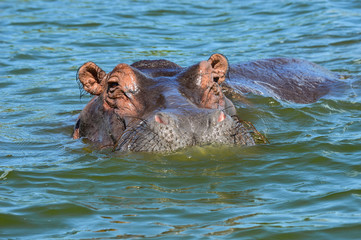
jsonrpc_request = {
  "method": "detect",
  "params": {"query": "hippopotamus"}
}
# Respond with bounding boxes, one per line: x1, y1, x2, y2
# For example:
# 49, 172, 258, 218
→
73, 54, 341, 152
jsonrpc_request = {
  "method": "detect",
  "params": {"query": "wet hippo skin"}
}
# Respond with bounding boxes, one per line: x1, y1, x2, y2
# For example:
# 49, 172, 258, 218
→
225, 58, 341, 104
73, 54, 340, 152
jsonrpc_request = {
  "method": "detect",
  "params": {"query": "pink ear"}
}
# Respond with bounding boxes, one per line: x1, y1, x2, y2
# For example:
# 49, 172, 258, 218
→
78, 62, 106, 95
208, 53, 229, 84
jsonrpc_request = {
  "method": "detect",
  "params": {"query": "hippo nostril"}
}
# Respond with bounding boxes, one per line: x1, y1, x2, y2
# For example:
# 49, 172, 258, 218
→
209, 110, 226, 126
218, 111, 226, 123
154, 113, 169, 125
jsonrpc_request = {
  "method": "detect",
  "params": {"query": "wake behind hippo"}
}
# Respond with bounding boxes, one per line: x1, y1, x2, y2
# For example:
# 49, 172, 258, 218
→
73, 54, 341, 152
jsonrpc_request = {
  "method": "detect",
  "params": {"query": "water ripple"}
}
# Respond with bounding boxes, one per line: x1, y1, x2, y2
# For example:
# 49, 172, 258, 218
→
1, 0, 361, 239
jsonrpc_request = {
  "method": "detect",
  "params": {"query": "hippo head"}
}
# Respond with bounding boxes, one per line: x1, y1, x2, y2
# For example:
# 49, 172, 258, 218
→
73, 54, 263, 152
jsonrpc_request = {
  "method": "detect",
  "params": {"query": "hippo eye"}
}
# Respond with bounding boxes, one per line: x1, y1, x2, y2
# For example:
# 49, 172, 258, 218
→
108, 82, 119, 88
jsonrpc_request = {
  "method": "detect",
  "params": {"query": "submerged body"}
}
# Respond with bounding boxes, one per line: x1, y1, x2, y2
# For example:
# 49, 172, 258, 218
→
226, 58, 341, 104
73, 54, 340, 152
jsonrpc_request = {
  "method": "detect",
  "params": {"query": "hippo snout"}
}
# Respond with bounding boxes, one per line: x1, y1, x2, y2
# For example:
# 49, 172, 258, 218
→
115, 110, 256, 152
152, 110, 227, 143
154, 110, 226, 132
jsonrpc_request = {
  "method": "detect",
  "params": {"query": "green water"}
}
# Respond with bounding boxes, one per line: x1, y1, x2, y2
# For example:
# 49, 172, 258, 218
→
1, 0, 361, 239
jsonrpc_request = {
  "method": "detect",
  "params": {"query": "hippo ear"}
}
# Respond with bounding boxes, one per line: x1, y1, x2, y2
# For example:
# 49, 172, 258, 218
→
77, 62, 106, 95
208, 53, 229, 84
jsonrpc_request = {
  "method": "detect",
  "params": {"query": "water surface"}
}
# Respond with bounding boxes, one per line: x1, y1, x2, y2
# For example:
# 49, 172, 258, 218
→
1, 0, 361, 239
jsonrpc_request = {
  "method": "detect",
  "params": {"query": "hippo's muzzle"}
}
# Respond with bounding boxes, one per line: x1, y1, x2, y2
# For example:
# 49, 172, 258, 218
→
115, 109, 256, 152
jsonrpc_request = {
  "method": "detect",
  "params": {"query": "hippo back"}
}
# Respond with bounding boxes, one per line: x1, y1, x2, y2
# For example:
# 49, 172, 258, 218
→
226, 58, 342, 103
